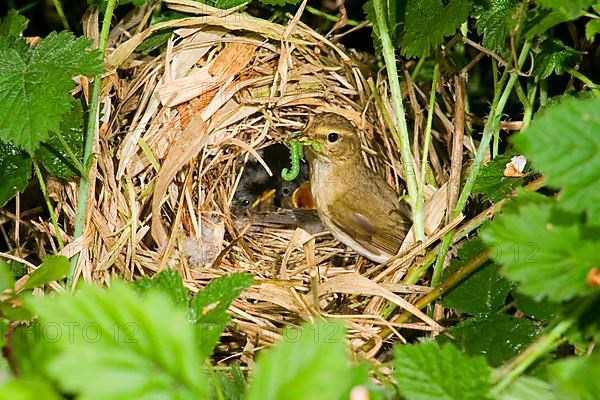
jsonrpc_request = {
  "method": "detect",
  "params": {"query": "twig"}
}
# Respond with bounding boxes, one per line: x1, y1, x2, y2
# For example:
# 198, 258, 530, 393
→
372, 0, 423, 242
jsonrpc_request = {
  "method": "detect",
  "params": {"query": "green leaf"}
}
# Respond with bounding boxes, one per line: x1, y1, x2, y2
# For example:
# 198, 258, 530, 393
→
512, 96, 600, 225
537, 0, 596, 19
22, 255, 69, 290
393, 342, 491, 400
0, 258, 15, 291
132, 268, 190, 308
494, 375, 555, 400
473, 153, 530, 202
215, 364, 247, 400
190, 273, 253, 358
474, 0, 522, 52
259, 0, 303, 5
10, 321, 55, 377
441, 314, 540, 367
512, 291, 559, 321
549, 354, 600, 400
0, 10, 28, 37
35, 98, 84, 179
482, 201, 599, 301
0, 377, 61, 400
585, 19, 600, 40
399, 0, 472, 57
443, 239, 512, 316
534, 38, 581, 79
363, 0, 405, 54
0, 31, 102, 154
0, 139, 32, 207
247, 321, 366, 400
32, 281, 209, 400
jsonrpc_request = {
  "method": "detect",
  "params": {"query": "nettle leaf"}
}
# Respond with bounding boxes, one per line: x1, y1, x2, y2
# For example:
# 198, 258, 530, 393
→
0, 31, 102, 154
549, 354, 600, 400
189, 273, 253, 358
534, 38, 581, 79
247, 321, 367, 400
513, 96, 600, 225
22, 255, 69, 290
35, 98, 84, 179
32, 281, 209, 400
473, 0, 522, 52
393, 342, 491, 400
585, 19, 600, 40
473, 154, 530, 202
0, 10, 28, 37
132, 268, 190, 308
399, 0, 472, 57
0, 139, 32, 207
440, 314, 540, 367
443, 239, 512, 316
482, 201, 600, 302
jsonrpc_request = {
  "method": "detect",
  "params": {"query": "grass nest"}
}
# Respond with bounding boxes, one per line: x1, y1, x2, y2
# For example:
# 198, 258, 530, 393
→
31, 0, 466, 364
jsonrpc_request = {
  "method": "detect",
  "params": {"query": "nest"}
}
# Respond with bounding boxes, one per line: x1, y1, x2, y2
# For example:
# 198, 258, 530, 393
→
32, 0, 465, 363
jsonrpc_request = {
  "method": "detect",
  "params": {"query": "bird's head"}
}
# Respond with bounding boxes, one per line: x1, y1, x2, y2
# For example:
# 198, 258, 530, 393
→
298, 113, 361, 162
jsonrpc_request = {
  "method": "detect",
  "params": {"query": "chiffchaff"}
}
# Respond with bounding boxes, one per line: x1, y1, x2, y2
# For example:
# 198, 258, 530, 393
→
298, 113, 411, 263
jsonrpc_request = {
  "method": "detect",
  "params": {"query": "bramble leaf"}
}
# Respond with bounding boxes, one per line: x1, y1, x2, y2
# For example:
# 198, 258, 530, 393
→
399, 0, 472, 57
512, 96, 600, 225
443, 239, 512, 316
440, 314, 540, 367
473, 154, 530, 202
246, 321, 367, 400
549, 354, 600, 400
473, 0, 522, 52
494, 375, 555, 400
0, 139, 31, 207
0, 31, 102, 154
0, 10, 28, 37
482, 201, 600, 301
534, 38, 581, 79
32, 281, 209, 400
393, 342, 491, 400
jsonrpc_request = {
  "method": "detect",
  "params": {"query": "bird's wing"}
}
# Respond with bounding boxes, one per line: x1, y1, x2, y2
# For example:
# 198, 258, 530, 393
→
326, 185, 411, 258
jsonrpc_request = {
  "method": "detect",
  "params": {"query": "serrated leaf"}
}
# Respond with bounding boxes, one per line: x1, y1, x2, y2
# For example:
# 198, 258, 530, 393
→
0, 377, 61, 400
189, 273, 252, 358
512, 96, 600, 225
132, 268, 190, 308
474, 0, 522, 52
493, 375, 555, 400
393, 342, 491, 400
473, 154, 529, 202
0, 258, 15, 291
0, 31, 102, 154
482, 201, 599, 301
259, 0, 303, 5
363, 0, 405, 54
0, 10, 28, 37
537, 0, 595, 18
32, 281, 209, 400
35, 98, 84, 179
440, 314, 540, 367
443, 239, 512, 316
22, 255, 69, 290
247, 321, 366, 400
0, 139, 32, 207
512, 291, 559, 320
549, 354, 600, 400
534, 38, 581, 79
585, 19, 600, 40
399, 0, 471, 57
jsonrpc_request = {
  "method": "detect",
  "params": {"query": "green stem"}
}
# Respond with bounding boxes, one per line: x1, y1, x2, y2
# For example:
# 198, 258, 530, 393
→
410, 56, 427, 81
305, 5, 360, 27
32, 160, 64, 250
68, 0, 117, 286
54, 129, 86, 177
51, 0, 70, 30
566, 67, 600, 90
491, 296, 596, 394
373, 0, 423, 243
432, 41, 532, 287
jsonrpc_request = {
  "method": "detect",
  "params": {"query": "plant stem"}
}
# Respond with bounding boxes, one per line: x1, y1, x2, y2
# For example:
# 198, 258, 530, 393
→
52, 0, 70, 30
32, 160, 64, 250
54, 129, 86, 177
68, 0, 117, 286
305, 5, 360, 26
566, 67, 600, 90
431, 40, 532, 287
372, 0, 423, 242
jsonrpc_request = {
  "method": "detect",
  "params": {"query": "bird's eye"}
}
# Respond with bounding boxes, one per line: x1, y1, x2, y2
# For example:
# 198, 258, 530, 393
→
241, 199, 251, 207
327, 132, 339, 143
282, 187, 291, 195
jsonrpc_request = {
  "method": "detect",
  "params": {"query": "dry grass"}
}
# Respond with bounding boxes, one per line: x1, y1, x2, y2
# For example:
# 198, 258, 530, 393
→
2, 0, 467, 365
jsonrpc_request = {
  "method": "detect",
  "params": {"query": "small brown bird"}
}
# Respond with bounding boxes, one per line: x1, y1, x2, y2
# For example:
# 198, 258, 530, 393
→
298, 113, 412, 263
